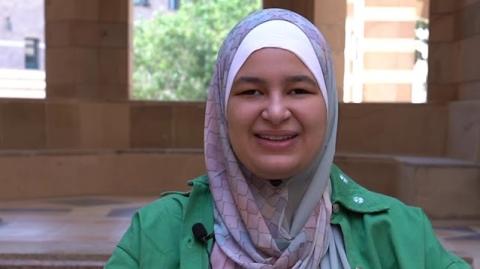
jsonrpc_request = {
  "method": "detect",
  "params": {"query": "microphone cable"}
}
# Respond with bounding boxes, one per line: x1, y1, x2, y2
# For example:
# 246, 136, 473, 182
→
192, 223, 214, 269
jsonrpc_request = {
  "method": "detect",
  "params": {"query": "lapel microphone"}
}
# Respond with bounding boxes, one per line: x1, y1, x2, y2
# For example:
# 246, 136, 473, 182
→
192, 223, 214, 269
192, 223, 214, 244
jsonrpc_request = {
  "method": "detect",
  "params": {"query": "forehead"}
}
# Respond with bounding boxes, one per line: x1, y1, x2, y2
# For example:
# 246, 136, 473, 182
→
235, 48, 315, 78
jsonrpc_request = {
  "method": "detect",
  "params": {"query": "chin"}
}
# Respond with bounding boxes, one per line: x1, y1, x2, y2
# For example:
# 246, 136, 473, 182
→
250, 163, 299, 180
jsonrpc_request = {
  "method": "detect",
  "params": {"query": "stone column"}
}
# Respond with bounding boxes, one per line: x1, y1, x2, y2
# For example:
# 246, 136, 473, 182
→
263, 0, 346, 100
263, 0, 314, 22
313, 0, 346, 101
428, 0, 480, 102
434, 0, 480, 161
45, 0, 131, 101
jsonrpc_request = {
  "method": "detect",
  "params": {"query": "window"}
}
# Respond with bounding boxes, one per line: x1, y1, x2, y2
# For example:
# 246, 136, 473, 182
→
168, 0, 180, 10
134, 0, 150, 7
5, 16, 12, 31
25, 37, 39, 70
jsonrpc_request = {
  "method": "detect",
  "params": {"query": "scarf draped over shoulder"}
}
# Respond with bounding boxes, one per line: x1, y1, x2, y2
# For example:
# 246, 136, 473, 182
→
204, 8, 349, 269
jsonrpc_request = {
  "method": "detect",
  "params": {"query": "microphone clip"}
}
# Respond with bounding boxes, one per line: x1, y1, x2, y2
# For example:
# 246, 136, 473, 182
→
192, 223, 214, 244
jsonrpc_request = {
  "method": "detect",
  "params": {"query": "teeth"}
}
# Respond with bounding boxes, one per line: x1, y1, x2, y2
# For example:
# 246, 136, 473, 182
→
259, 135, 295, 141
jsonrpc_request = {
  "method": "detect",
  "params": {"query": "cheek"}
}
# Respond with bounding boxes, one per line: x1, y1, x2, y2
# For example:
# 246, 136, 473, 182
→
227, 102, 260, 131
298, 106, 327, 142
226, 103, 251, 150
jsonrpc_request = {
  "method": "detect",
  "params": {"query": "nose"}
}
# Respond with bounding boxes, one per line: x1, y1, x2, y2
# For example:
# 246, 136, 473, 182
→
261, 94, 291, 124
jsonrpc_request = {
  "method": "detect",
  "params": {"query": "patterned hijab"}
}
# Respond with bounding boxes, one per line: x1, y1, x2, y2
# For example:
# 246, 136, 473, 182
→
204, 8, 348, 269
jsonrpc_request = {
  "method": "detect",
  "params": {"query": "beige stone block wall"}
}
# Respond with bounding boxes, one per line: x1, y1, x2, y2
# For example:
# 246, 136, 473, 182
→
447, 101, 480, 161
130, 103, 174, 148
2, 0, 479, 201
314, 0, 346, 99
45, 102, 82, 148
428, 83, 458, 102
458, 35, 480, 83
129, 102, 205, 149
263, 0, 314, 21
398, 164, 480, 218
171, 103, 205, 148
337, 103, 448, 156
429, 0, 480, 161
45, 0, 130, 101
0, 100, 205, 151
429, 14, 455, 42
429, 0, 457, 14
0, 151, 205, 200
428, 0, 480, 102
459, 81, 480, 100
335, 154, 402, 197
0, 102, 46, 149
78, 103, 130, 149
99, 0, 130, 23
0, 100, 450, 156
428, 42, 460, 84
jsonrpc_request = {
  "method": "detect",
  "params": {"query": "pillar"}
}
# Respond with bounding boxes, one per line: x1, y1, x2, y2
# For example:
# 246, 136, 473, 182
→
263, 0, 346, 100
428, 0, 480, 102
45, 0, 131, 101
263, 0, 314, 22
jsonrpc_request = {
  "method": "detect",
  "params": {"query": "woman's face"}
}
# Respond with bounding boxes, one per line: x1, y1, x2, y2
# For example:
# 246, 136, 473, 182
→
227, 48, 327, 179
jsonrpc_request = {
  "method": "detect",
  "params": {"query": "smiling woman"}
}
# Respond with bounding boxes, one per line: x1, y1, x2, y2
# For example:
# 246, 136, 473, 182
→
105, 8, 470, 269
227, 48, 327, 180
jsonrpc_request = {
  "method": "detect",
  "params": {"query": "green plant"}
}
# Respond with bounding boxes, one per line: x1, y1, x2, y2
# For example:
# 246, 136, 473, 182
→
133, 0, 261, 101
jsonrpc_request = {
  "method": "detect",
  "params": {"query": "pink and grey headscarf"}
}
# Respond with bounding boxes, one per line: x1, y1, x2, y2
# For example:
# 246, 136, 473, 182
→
204, 8, 349, 269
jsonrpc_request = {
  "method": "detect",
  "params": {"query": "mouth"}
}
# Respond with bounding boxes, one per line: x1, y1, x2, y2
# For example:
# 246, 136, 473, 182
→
255, 134, 298, 141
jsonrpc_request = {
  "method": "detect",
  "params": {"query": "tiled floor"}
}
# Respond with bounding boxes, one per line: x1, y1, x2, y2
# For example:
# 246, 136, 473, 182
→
0, 196, 478, 268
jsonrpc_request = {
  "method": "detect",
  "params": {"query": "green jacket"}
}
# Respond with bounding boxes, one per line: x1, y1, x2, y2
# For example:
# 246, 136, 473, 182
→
105, 165, 470, 269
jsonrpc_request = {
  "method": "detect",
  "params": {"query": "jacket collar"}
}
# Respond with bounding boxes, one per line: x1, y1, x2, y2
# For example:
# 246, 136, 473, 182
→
330, 164, 390, 214
190, 164, 390, 216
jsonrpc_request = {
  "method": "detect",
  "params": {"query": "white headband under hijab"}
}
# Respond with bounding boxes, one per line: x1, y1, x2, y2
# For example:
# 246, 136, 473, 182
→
224, 20, 329, 112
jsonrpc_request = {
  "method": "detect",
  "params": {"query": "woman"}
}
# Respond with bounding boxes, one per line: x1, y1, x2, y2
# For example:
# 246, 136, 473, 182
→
106, 8, 470, 269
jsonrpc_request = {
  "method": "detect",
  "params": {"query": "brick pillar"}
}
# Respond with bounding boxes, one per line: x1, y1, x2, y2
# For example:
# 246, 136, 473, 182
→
263, 0, 314, 22
45, 0, 131, 101
427, 0, 480, 102
262, 0, 346, 101
313, 0, 346, 101
437, 0, 480, 161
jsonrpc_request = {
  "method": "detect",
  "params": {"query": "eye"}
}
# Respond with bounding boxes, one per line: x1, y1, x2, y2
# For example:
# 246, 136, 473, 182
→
289, 88, 311, 95
238, 89, 262, 96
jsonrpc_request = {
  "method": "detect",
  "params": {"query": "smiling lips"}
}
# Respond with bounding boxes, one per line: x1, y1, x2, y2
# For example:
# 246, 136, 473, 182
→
254, 132, 299, 149
256, 134, 297, 141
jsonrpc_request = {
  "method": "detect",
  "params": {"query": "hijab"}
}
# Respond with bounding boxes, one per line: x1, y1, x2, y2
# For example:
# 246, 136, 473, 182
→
204, 8, 349, 269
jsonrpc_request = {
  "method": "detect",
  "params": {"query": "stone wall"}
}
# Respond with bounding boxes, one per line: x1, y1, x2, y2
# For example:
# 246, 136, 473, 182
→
0, 100, 204, 150
428, 0, 480, 161
428, 0, 480, 101
0, 0, 478, 200
0, 99, 447, 156
45, 0, 130, 101
314, 0, 346, 100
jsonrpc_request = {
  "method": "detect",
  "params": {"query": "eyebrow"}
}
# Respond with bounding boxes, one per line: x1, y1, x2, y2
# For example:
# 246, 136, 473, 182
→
285, 75, 318, 86
233, 75, 317, 87
233, 76, 266, 85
